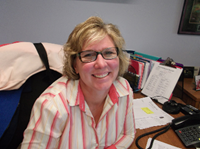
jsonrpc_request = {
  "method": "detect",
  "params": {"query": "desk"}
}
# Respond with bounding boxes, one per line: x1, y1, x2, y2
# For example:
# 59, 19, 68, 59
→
174, 78, 200, 109
129, 92, 195, 149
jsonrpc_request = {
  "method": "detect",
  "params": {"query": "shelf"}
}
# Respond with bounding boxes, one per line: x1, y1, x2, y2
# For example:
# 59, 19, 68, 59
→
174, 78, 200, 109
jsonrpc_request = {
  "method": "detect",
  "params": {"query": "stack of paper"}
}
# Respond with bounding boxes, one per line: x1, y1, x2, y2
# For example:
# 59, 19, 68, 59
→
145, 138, 181, 149
133, 97, 174, 129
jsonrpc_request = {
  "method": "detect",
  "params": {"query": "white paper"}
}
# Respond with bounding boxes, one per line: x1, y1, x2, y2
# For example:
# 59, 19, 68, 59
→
133, 97, 174, 129
145, 138, 181, 149
141, 63, 183, 101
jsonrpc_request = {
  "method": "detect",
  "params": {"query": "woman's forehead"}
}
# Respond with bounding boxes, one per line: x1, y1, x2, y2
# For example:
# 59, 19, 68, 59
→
82, 32, 107, 47
82, 35, 113, 50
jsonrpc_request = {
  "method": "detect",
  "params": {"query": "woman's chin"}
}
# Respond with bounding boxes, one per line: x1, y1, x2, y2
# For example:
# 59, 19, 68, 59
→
93, 82, 112, 92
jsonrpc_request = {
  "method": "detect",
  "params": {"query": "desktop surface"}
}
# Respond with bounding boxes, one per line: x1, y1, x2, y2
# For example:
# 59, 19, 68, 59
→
130, 92, 195, 149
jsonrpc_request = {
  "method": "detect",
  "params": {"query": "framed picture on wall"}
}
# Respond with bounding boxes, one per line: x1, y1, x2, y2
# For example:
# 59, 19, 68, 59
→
178, 0, 200, 35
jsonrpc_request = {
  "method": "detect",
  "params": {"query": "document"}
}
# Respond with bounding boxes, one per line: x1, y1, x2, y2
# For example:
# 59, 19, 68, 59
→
133, 97, 174, 129
141, 62, 183, 103
145, 138, 181, 149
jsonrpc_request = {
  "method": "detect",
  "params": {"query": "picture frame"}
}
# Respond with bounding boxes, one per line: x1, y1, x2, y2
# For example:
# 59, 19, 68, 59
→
178, 0, 200, 35
195, 75, 200, 90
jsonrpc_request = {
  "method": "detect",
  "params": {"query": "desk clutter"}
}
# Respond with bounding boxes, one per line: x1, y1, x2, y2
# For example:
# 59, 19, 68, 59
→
133, 97, 174, 129
134, 97, 200, 148
145, 138, 181, 149
125, 51, 200, 148
183, 66, 200, 91
123, 50, 183, 103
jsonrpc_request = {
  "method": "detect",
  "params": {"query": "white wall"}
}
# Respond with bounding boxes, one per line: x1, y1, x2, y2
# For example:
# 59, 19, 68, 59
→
0, 0, 199, 66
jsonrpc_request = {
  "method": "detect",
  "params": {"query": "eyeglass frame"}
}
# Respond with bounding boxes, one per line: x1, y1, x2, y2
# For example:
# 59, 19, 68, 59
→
77, 47, 119, 63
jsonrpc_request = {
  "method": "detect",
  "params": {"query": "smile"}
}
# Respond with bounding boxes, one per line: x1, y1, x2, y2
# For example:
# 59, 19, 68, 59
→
93, 73, 109, 78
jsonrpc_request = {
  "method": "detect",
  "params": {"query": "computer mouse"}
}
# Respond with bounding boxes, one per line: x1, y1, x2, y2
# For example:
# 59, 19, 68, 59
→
162, 100, 181, 114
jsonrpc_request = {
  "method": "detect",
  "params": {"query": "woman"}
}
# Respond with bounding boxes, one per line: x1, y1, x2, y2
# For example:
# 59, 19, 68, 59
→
21, 16, 135, 149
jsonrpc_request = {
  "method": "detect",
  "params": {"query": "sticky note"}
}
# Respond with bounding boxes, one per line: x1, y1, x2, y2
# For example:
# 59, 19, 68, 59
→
141, 107, 154, 114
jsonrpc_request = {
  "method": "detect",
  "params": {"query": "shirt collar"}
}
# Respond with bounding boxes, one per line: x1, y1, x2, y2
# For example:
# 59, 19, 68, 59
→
66, 77, 130, 110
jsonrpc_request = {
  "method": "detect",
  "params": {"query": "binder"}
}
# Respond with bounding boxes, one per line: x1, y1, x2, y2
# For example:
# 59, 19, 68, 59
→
129, 58, 144, 90
131, 55, 152, 89
126, 50, 161, 61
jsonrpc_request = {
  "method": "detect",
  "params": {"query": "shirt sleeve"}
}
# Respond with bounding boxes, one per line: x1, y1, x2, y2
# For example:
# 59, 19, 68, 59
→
110, 87, 136, 149
21, 94, 68, 149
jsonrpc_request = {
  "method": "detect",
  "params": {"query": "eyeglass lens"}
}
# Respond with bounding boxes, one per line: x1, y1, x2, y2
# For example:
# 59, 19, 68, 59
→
79, 47, 118, 63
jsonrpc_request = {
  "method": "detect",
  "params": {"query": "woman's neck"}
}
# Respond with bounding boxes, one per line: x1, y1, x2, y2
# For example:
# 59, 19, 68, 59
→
83, 86, 108, 106
80, 83, 109, 124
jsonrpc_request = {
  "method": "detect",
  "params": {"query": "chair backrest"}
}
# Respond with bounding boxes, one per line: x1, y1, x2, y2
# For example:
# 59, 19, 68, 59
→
0, 43, 62, 149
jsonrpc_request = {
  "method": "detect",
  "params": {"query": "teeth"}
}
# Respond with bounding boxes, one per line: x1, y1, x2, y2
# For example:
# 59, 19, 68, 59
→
94, 73, 108, 78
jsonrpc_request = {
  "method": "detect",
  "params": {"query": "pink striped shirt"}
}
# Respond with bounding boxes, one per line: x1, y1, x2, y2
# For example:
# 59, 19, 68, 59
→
21, 76, 136, 149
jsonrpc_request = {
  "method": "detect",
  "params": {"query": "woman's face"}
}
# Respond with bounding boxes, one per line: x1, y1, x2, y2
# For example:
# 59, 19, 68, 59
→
74, 35, 119, 93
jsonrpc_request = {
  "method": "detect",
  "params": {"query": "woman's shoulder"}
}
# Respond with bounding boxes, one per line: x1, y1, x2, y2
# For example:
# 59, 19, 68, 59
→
34, 76, 75, 114
117, 76, 128, 82
41, 76, 79, 102
42, 76, 69, 94
111, 76, 132, 96
115, 76, 130, 87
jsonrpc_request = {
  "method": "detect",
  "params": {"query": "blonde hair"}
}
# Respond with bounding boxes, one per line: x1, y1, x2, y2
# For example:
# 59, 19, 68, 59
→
63, 16, 130, 80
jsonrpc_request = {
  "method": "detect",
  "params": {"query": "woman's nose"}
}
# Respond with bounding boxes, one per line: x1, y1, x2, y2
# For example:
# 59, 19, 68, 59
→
94, 54, 107, 68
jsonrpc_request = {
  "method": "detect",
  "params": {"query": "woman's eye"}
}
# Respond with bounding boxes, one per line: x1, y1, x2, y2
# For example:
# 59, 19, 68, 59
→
83, 53, 92, 57
104, 51, 114, 55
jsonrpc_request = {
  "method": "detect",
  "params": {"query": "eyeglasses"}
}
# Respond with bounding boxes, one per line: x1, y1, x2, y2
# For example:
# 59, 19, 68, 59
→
77, 47, 119, 63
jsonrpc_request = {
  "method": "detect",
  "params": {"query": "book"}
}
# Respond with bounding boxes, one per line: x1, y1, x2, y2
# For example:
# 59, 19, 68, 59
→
129, 58, 144, 90
130, 57, 145, 90
129, 58, 139, 74
130, 55, 152, 89
124, 71, 140, 92
141, 62, 183, 101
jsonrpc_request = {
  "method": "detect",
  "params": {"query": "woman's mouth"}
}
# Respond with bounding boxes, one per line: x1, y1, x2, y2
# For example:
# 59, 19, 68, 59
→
93, 73, 109, 78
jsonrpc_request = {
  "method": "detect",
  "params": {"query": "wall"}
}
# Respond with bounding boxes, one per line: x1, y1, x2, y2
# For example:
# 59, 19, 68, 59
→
0, 0, 199, 66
